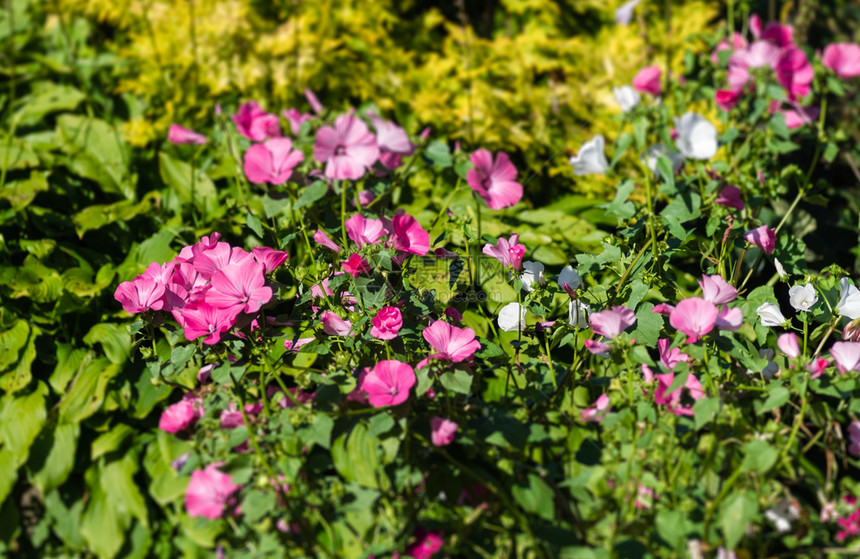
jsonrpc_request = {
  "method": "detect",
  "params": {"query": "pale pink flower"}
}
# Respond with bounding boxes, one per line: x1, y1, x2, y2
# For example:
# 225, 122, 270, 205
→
641, 364, 654, 383
669, 297, 719, 343
589, 306, 636, 339
367, 111, 415, 170
711, 32, 748, 63
482, 235, 526, 271
283, 337, 314, 351
282, 108, 312, 135
823, 43, 860, 79
115, 276, 166, 314
654, 372, 704, 416
776, 104, 820, 129
632, 65, 662, 95
744, 225, 776, 254
422, 320, 480, 362
313, 229, 341, 253
206, 260, 273, 314
219, 401, 262, 429
243, 138, 304, 185
371, 307, 403, 340
234, 101, 280, 142
699, 274, 737, 305
168, 124, 207, 145
466, 149, 523, 210
715, 184, 744, 210
252, 247, 289, 273
305, 89, 324, 115
387, 212, 430, 255
430, 417, 459, 446
159, 393, 203, 433
652, 303, 675, 316
830, 342, 860, 373
185, 464, 241, 519
320, 311, 353, 336
173, 302, 240, 344
584, 339, 611, 356
777, 332, 800, 359
345, 214, 385, 247
581, 393, 610, 422
614, 0, 641, 24
361, 360, 415, 407
313, 113, 379, 180
715, 306, 743, 331
658, 338, 689, 370
342, 254, 370, 277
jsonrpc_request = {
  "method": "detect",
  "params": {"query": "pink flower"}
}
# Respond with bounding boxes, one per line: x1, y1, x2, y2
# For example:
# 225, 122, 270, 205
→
320, 311, 353, 336
715, 89, 741, 111
283, 337, 315, 351
652, 303, 675, 316
387, 212, 430, 256
632, 65, 662, 95
654, 372, 704, 416
589, 306, 636, 339
482, 235, 526, 271
252, 247, 289, 273
192, 242, 253, 279
775, 47, 813, 101
466, 149, 523, 210
777, 104, 820, 129
658, 338, 689, 370
342, 254, 370, 277
715, 306, 743, 331
699, 274, 737, 304
159, 393, 203, 433
185, 464, 241, 519
744, 225, 776, 254
777, 332, 801, 359
243, 138, 304, 185
219, 401, 262, 429
762, 21, 794, 47
368, 111, 415, 170
584, 339, 611, 356
830, 342, 860, 373
848, 421, 860, 456
444, 307, 463, 324
282, 108, 312, 135
305, 89, 324, 115
314, 229, 341, 253
422, 320, 481, 362
371, 307, 403, 340
581, 393, 610, 422
313, 113, 379, 180
345, 214, 385, 247
670, 297, 719, 343
823, 43, 860, 79
168, 124, 207, 144
173, 302, 240, 344
404, 528, 443, 559
115, 276, 166, 314
234, 101, 281, 142
711, 32, 748, 63
361, 360, 415, 407
206, 260, 273, 314
806, 358, 828, 379
715, 184, 745, 210
430, 417, 459, 446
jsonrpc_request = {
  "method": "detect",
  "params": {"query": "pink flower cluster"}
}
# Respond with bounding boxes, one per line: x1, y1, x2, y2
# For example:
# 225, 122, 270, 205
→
655, 275, 742, 344
114, 233, 286, 345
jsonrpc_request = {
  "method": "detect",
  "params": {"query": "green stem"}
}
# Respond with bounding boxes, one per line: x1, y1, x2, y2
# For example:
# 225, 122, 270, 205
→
339, 180, 348, 247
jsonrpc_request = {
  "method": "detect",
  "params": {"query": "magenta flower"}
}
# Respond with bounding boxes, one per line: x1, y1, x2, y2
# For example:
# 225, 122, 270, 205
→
115, 276, 166, 314
658, 338, 689, 371
168, 124, 207, 145
715, 184, 744, 210
361, 359, 415, 407
282, 108, 312, 135
762, 20, 794, 47
173, 302, 240, 344
777, 332, 800, 359
368, 111, 415, 170
320, 311, 353, 336
430, 417, 459, 446
823, 43, 860, 79
345, 214, 385, 247
654, 372, 704, 416
652, 303, 675, 316
219, 401, 262, 429
806, 358, 828, 379
669, 297, 719, 343
775, 46, 813, 101
185, 464, 241, 519
422, 320, 480, 362
243, 138, 304, 185
715, 89, 741, 111
715, 306, 743, 331
744, 225, 776, 254
252, 247, 289, 273
404, 528, 444, 559
343, 254, 370, 277
313, 113, 379, 180
482, 235, 526, 271
371, 307, 403, 340
699, 274, 737, 305
234, 101, 281, 142
581, 393, 610, 422
632, 65, 662, 95
387, 212, 430, 256
711, 32, 748, 63
206, 260, 273, 315
192, 242, 253, 279
589, 306, 636, 339
830, 342, 860, 374
466, 149, 523, 210
313, 229, 341, 253
158, 393, 203, 433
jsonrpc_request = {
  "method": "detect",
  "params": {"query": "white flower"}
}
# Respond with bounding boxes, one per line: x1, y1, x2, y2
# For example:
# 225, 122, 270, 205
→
644, 143, 684, 178
756, 302, 787, 327
520, 262, 545, 292
614, 0, 642, 24
569, 135, 609, 176
774, 258, 787, 278
764, 499, 800, 534
568, 300, 590, 328
498, 302, 526, 332
558, 265, 583, 291
837, 278, 860, 320
612, 85, 640, 112
674, 112, 718, 160
788, 284, 818, 312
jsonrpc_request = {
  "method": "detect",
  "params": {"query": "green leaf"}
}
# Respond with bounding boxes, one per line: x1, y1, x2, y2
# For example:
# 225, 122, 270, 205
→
29, 423, 80, 494
511, 473, 555, 521
0, 139, 40, 172
242, 489, 276, 524
331, 423, 390, 490
439, 369, 472, 394
83, 323, 131, 365
91, 424, 135, 460
57, 115, 134, 199
0, 450, 18, 504
631, 303, 663, 347
158, 152, 218, 217
58, 358, 121, 424
693, 397, 719, 429
424, 140, 452, 167
72, 194, 158, 237
655, 509, 689, 549
13, 83, 85, 126
599, 179, 636, 222
294, 180, 328, 209
719, 491, 757, 549
0, 320, 29, 373
246, 212, 263, 238
741, 440, 778, 474
0, 171, 48, 211
0, 324, 37, 395
756, 384, 790, 415
0, 381, 48, 467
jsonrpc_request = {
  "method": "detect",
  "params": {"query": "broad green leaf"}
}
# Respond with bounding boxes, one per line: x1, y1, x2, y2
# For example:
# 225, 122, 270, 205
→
0, 320, 29, 372
331, 423, 389, 490
13, 83, 85, 126
29, 422, 80, 494
49, 346, 91, 394
756, 384, 790, 415
294, 180, 328, 209
631, 303, 663, 347
439, 369, 472, 394
0, 381, 48, 467
91, 423, 135, 460
693, 397, 719, 429
72, 194, 159, 237
0, 139, 39, 172
424, 140, 452, 167
158, 151, 218, 216
83, 323, 131, 365
0, 450, 17, 503
0, 171, 48, 211
511, 473, 555, 521
58, 358, 121, 424
0, 324, 37, 394
655, 509, 689, 549
719, 491, 757, 549
57, 114, 134, 199
741, 440, 778, 474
